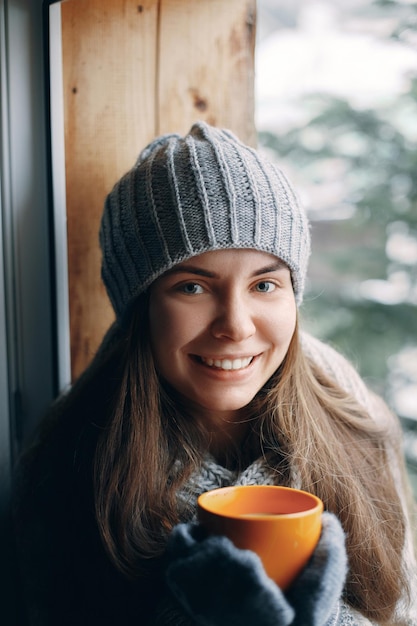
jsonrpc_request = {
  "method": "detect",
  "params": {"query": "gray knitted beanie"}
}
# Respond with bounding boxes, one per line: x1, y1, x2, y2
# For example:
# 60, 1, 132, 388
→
100, 121, 310, 323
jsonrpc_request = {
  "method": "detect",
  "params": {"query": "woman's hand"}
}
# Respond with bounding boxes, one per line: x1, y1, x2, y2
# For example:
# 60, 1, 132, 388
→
165, 522, 294, 626
164, 512, 347, 626
286, 512, 348, 625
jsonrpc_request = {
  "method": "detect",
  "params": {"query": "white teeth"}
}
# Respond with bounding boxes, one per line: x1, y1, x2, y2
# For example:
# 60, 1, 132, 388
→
201, 356, 253, 370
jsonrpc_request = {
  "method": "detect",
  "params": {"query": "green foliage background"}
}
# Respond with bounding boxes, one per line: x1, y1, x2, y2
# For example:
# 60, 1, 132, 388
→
258, 0, 417, 493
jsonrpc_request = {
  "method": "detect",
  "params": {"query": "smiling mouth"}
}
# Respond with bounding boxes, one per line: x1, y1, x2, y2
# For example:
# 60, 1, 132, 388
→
198, 356, 254, 371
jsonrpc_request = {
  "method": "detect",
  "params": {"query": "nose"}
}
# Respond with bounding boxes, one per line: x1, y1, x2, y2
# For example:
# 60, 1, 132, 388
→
210, 294, 256, 341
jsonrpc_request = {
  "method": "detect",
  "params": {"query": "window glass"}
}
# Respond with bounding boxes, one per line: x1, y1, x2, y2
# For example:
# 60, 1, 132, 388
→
256, 0, 417, 496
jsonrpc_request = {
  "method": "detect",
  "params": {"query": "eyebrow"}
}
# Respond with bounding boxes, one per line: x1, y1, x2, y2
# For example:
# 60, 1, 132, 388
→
165, 260, 287, 279
252, 262, 287, 276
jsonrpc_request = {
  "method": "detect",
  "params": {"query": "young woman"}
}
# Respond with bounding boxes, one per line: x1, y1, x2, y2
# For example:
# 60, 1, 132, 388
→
13, 122, 416, 625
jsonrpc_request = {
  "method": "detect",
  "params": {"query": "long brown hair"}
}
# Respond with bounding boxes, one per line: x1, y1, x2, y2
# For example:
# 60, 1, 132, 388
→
92, 293, 412, 623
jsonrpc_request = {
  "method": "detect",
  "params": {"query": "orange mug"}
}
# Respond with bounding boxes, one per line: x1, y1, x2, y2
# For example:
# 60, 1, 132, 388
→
197, 485, 323, 590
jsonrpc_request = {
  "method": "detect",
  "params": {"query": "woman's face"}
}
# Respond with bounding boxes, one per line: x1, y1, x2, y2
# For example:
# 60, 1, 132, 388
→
148, 249, 296, 431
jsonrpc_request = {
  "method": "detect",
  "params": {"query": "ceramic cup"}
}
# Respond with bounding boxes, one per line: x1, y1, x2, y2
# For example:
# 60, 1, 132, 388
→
197, 484, 323, 590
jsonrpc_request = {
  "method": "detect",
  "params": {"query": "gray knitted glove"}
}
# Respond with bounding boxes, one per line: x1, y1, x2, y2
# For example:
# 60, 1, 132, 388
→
286, 512, 348, 625
165, 522, 294, 626
165, 512, 347, 626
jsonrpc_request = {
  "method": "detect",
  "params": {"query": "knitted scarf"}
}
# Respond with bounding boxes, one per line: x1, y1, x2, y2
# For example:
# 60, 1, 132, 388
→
176, 455, 281, 523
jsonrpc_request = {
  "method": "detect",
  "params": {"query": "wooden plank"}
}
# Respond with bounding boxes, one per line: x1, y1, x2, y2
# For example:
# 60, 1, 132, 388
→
157, 0, 257, 145
61, 0, 158, 379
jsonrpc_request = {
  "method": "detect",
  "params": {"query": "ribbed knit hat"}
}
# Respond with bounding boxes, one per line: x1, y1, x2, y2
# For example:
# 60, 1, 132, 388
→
100, 121, 310, 323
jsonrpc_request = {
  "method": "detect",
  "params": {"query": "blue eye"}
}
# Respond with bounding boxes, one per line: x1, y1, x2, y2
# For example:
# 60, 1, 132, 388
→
180, 283, 204, 295
255, 281, 276, 293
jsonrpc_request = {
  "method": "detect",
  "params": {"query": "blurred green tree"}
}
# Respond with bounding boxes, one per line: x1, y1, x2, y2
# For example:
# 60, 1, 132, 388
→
258, 0, 417, 487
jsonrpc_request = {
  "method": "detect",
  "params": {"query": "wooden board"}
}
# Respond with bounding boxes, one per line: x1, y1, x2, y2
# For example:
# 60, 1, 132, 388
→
60, 0, 256, 380
157, 0, 256, 143
61, 0, 158, 378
